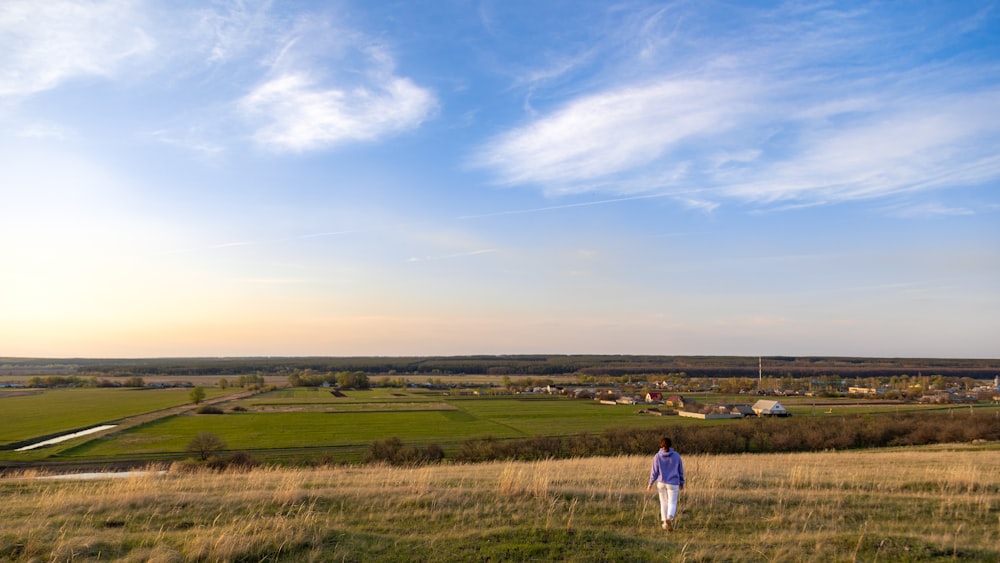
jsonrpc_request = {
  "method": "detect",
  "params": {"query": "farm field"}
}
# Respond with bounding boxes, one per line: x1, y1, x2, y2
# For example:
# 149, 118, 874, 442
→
0, 387, 230, 447
3, 384, 997, 467
1, 444, 997, 561
55, 391, 695, 463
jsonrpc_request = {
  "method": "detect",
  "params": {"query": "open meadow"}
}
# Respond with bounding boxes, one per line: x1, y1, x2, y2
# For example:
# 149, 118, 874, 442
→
1, 444, 997, 561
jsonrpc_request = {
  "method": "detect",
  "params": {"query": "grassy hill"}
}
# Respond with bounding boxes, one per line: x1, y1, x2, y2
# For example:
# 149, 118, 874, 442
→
2, 444, 997, 561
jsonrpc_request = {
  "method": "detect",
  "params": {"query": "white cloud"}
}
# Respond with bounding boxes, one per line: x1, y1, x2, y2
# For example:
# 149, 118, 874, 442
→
880, 202, 976, 218
0, 1, 436, 154
473, 79, 753, 194
16, 121, 72, 140
475, 75, 1000, 205
240, 69, 436, 151
722, 92, 1000, 204
472, 3, 1000, 209
197, 0, 275, 64
0, 0, 154, 98
236, 13, 438, 154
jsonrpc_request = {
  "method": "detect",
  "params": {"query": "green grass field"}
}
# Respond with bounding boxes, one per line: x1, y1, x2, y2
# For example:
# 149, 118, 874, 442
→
58, 392, 686, 461
0, 387, 228, 446
4, 386, 995, 466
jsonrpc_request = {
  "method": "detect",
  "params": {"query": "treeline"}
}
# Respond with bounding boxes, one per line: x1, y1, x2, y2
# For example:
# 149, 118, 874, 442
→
286, 370, 370, 389
25, 375, 146, 388
366, 411, 1000, 465
11, 355, 1000, 379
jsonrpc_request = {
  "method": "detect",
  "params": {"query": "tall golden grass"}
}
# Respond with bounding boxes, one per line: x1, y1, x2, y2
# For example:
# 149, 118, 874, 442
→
2, 444, 997, 561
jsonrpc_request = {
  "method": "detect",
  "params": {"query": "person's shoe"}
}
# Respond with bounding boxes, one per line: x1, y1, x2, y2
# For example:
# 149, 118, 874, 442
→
666, 518, 674, 531
661, 521, 668, 530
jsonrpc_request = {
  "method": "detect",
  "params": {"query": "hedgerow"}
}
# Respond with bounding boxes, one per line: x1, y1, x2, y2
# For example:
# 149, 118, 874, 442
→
395, 411, 1000, 465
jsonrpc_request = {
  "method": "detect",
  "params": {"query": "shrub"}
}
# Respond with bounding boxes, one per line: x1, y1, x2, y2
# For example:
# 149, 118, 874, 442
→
207, 451, 257, 471
365, 437, 446, 465
195, 405, 224, 414
450, 411, 1000, 463
187, 432, 226, 461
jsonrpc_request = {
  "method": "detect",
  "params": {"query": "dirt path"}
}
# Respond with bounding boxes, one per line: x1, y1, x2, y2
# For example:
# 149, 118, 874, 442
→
99, 388, 260, 434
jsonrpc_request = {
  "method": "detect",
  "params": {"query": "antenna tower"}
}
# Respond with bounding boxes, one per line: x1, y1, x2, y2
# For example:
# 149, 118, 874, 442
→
758, 356, 762, 389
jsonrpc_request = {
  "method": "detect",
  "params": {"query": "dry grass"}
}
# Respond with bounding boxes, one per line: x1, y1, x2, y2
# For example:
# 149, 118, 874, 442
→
1, 445, 998, 561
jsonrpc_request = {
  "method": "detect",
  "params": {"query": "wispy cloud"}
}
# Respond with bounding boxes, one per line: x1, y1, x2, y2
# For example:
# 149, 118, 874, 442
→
197, 0, 275, 64
472, 78, 753, 195
721, 92, 1000, 204
237, 16, 437, 152
240, 68, 436, 151
407, 249, 497, 263
458, 192, 677, 219
16, 122, 71, 140
145, 129, 225, 158
880, 201, 976, 218
472, 3, 1000, 210
0, 0, 154, 99
1, 1, 436, 154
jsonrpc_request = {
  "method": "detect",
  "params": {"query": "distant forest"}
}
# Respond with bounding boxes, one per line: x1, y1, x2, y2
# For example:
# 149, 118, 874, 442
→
1, 355, 998, 379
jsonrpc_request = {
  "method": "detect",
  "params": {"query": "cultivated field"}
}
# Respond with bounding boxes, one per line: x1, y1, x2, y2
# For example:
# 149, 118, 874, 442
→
56, 392, 697, 463
3, 386, 997, 467
0, 388, 230, 448
1, 445, 997, 561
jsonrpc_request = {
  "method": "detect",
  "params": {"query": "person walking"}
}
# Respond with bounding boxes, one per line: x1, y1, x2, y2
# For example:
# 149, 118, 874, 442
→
647, 436, 684, 531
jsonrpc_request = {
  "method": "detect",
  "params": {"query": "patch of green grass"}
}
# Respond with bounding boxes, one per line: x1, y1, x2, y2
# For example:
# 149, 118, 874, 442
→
0, 388, 228, 446
53, 393, 695, 461
453, 397, 687, 435
13, 386, 999, 465
60, 410, 528, 458
243, 388, 434, 404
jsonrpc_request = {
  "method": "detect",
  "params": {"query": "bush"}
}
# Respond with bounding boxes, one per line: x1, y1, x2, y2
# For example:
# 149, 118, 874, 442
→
450, 411, 1000, 463
207, 451, 257, 471
195, 405, 224, 414
187, 432, 226, 461
364, 437, 445, 466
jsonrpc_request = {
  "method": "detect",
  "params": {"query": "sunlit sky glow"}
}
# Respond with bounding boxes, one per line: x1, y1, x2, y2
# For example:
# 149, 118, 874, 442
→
1, 0, 998, 358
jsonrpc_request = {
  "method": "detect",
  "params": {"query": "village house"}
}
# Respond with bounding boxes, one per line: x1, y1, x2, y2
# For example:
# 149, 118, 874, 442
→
665, 395, 691, 408
678, 404, 743, 420
752, 399, 789, 416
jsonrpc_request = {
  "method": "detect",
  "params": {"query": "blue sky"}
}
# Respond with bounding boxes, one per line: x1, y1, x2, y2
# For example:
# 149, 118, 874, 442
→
1, 0, 998, 358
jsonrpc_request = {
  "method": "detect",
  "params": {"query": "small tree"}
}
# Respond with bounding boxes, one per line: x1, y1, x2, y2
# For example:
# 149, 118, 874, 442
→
187, 432, 226, 461
190, 386, 206, 404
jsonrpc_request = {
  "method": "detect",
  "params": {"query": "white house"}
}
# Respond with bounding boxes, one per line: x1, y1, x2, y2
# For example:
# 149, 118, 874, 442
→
752, 399, 789, 416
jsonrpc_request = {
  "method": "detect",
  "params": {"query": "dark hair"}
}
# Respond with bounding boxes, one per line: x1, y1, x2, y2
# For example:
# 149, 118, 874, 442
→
660, 437, 672, 450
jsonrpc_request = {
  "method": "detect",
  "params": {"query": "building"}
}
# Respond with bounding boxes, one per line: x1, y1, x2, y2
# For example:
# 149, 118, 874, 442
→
752, 400, 789, 416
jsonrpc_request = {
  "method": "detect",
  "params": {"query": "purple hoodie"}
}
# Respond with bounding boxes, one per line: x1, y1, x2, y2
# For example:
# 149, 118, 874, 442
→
648, 447, 684, 487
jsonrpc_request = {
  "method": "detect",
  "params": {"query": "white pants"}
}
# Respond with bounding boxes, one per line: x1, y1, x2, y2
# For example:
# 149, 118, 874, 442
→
656, 482, 680, 521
